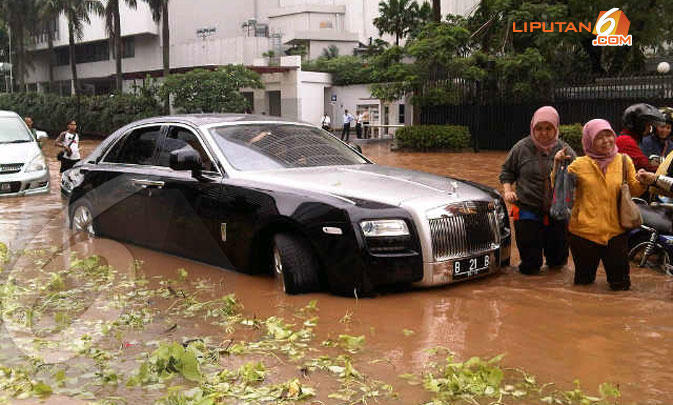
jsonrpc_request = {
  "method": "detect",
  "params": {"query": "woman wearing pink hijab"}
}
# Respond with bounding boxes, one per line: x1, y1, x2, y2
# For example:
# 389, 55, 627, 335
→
554, 119, 646, 290
500, 106, 577, 275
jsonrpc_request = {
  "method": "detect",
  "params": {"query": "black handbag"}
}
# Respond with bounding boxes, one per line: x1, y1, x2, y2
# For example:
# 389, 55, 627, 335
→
57, 134, 75, 161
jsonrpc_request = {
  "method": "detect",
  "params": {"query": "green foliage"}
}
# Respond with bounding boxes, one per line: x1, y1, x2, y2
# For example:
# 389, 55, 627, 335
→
337, 334, 366, 353
0, 88, 162, 137
284, 43, 307, 58
302, 56, 374, 86
373, 0, 431, 46
408, 348, 622, 404
560, 124, 584, 156
320, 44, 340, 59
127, 342, 203, 386
159, 66, 264, 113
494, 48, 554, 102
395, 125, 471, 151
0, 242, 8, 272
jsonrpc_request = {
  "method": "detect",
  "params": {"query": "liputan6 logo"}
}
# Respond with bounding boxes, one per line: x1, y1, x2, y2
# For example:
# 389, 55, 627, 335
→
592, 8, 632, 47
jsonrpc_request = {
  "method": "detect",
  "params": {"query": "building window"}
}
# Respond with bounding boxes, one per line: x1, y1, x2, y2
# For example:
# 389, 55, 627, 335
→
398, 104, 405, 124
122, 37, 135, 58
54, 40, 110, 66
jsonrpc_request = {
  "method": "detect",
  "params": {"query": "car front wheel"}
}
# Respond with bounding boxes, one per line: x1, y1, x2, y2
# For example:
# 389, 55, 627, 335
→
272, 233, 321, 294
70, 199, 96, 236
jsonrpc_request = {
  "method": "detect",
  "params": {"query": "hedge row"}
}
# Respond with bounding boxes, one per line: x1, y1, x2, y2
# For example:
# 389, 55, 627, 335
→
559, 124, 583, 156
395, 125, 472, 151
0, 92, 163, 138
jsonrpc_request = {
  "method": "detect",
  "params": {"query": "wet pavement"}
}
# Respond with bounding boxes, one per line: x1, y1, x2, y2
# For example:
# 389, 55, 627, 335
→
1, 139, 672, 403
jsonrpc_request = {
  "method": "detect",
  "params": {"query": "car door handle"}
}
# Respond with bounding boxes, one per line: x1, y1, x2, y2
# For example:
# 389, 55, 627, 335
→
131, 178, 165, 189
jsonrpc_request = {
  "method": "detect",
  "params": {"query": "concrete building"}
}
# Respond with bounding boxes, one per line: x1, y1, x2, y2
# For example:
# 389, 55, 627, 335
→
23, 0, 477, 127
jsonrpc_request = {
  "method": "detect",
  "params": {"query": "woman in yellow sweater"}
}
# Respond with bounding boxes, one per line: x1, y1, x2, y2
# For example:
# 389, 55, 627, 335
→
554, 119, 646, 290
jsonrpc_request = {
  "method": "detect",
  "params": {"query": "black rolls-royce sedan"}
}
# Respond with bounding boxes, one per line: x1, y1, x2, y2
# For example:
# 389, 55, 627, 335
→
61, 114, 511, 296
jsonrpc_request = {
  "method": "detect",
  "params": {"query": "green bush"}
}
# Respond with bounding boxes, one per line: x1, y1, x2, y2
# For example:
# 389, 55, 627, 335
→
395, 125, 472, 151
159, 65, 264, 113
559, 123, 583, 156
0, 90, 163, 137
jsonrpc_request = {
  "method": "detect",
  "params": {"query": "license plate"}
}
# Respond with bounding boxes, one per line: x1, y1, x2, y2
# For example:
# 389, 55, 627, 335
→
453, 254, 491, 280
0, 183, 10, 193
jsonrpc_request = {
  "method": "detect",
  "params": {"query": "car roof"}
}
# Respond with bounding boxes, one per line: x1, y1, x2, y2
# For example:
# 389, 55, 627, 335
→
129, 113, 307, 127
0, 110, 21, 118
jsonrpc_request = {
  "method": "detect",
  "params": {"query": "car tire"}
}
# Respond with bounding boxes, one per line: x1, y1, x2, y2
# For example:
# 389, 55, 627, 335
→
272, 233, 321, 294
69, 198, 97, 236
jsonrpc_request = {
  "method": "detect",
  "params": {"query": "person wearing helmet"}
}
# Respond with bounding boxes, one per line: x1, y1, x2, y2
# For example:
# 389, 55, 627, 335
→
616, 103, 666, 172
641, 107, 673, 162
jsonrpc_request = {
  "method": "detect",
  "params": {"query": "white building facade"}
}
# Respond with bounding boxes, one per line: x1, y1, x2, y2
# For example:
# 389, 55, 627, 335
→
23, 0, 477, 126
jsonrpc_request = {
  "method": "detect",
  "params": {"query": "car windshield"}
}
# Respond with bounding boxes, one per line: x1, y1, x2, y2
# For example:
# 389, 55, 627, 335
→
209, 124, 369, 171
0, 117, 33, 144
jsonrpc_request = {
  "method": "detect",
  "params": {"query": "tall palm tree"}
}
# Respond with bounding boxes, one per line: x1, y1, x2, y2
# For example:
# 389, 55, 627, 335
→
144, 0, 169, 110
62, 0, 104, 95
105, 0, 136, 92
373, 0, 418, 46
1, 0, 36, 91
37, 0, 63, 92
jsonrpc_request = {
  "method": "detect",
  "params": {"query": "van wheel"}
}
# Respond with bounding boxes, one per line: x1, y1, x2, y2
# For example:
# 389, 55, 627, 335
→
70, 199, 96, 236
272, 233, 321, 294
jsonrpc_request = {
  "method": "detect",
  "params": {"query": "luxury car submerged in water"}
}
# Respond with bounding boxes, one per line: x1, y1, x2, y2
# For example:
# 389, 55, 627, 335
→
62, 114, 511, 296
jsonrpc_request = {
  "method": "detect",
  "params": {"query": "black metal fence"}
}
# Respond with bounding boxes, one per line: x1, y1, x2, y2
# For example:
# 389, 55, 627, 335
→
420, 74, 673, 150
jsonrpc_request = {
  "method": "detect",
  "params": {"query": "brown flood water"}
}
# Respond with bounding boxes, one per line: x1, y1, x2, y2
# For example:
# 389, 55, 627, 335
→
1, 139, 673, 403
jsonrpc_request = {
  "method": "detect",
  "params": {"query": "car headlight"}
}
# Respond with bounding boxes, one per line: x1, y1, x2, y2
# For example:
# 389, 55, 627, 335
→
62, 167, 84, 190
360, 219, 409, 237
24, 153, 47, 172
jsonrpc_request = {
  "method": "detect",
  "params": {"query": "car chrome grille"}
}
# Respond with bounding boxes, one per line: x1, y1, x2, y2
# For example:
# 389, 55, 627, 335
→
0, 163, 24, 174
429, 201, 500, 261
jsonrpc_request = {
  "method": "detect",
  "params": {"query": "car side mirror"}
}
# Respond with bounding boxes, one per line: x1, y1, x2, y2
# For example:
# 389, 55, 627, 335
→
347, 142, 362, 153
169, 146, 202, 176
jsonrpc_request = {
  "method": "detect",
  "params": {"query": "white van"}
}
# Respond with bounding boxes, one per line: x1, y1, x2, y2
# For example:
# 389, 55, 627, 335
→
0, 111, 50, 196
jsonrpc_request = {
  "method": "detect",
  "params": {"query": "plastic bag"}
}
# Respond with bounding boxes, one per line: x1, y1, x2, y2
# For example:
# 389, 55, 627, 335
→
550, 162, 576, 221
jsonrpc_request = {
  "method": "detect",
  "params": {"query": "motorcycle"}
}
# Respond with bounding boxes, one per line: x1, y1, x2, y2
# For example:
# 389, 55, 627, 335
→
628, 198, 673, 275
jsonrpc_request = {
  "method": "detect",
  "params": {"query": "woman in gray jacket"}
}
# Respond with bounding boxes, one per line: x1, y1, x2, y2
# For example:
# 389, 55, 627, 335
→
500, 106, 576, 275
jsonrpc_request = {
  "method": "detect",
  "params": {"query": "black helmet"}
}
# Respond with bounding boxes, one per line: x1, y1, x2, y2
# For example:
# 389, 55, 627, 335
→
623, 103, 666, 135
659, 107, 673, 125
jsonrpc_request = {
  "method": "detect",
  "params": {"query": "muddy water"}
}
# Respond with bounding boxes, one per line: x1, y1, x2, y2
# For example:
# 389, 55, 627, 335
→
1, 139, 673, 403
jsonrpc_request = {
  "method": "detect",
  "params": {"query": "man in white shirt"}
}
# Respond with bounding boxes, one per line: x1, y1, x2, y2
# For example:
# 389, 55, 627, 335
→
341, 109, 354, 141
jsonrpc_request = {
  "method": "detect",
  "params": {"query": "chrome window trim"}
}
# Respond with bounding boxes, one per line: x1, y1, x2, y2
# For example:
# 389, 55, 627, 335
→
95, 161, 222, 178
99, 122, 223, 178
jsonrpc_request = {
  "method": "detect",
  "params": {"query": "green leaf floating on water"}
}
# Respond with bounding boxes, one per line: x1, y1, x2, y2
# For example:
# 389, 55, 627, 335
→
0, 242, 8, 272
338, 334, 365, 353
127, 342, 203, 386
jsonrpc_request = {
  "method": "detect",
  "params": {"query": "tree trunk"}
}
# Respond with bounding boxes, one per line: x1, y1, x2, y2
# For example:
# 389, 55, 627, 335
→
162, 1, 170, 113
114, 1, 123, 92
432, 0, 441, 22
47, 27, 55, 93
68, 21, 78, 95
15, 22, 25, 91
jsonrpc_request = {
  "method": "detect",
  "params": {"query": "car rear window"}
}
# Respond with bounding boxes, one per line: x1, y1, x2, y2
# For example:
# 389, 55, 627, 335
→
210, 124, 369, 171
0, 117, 34, 144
